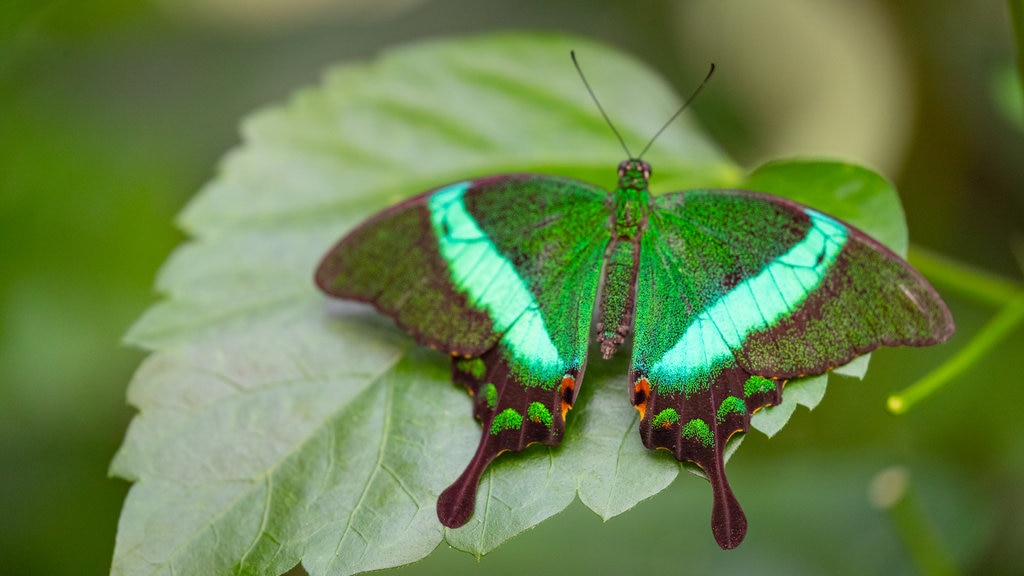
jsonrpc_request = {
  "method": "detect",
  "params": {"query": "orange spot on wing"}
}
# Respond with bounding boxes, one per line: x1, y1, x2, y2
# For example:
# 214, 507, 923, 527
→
560, 375, 576, 419
633, 376, 650, 420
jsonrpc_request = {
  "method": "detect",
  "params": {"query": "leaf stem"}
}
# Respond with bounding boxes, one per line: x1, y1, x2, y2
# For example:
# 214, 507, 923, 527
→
891, 246, 1024, 413
871, 467, 960, 576
888, 294, 1024, 414
908, 246, 1022, 306
888, 247, 1024, 412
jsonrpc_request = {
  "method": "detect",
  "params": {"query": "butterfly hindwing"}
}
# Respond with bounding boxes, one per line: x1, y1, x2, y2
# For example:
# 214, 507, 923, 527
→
316, 174, 611, 528
439, 348, 581, 527
629, 189, 953, 548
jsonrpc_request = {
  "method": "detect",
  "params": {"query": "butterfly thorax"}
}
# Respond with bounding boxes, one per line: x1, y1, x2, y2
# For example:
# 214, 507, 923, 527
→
598, 159, 653, 359
611, 159, 652, 241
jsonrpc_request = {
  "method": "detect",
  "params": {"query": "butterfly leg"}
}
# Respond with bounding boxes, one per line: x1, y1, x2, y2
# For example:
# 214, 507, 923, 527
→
437, 347, 578, 528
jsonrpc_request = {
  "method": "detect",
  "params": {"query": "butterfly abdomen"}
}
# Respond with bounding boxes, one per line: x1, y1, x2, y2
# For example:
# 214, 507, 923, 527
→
597, 239, 640, 359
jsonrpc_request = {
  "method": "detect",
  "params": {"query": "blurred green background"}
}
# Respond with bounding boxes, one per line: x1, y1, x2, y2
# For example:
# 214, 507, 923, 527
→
1, 1, 1022, 574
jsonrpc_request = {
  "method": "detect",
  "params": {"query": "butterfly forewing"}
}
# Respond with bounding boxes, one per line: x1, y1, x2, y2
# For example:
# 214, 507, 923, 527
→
655, 190, 954, 375
457, 174, 611, 386
316, 190, 499, 357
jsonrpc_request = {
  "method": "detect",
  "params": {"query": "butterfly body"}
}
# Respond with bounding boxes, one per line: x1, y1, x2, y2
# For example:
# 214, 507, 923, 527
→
315, 160, 953, 549
597, 160, 653, 358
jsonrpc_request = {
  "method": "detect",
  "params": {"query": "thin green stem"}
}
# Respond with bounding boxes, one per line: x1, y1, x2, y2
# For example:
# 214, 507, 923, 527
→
886, 479, 960, 576
888, 295, 1024, 414
872, 467, 959, 575
908, 246, 1021, 306
892, 247, 1024, 413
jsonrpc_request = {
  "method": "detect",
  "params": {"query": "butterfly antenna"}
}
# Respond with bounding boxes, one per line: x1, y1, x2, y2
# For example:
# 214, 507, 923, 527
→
571, 50, 633, 159
637, 62, 716, 159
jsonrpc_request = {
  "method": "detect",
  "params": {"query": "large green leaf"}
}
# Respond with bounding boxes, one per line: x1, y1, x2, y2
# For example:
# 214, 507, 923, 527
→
112, 33, 907, 575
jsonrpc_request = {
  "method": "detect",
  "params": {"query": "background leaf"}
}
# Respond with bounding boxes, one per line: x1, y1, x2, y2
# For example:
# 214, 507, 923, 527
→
113, 33, 910, 575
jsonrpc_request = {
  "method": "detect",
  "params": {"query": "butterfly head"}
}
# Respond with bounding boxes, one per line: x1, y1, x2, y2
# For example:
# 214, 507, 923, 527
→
617, 159, 651, 189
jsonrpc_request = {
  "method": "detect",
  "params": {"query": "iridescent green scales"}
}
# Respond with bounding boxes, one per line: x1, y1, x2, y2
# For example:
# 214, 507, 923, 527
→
527, 402, 554, 428
490, 409, 523, 434
457, 358, 486, 380
315, 159, 954, 550
682, 419, 715, 448
652, 408, 680, 429
482, 383, 498, 410
717, 397, 746, 422
744, 374, 776, 397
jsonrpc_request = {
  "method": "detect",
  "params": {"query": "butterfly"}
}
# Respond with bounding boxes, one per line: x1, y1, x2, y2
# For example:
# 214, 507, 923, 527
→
314, 55, 954, 549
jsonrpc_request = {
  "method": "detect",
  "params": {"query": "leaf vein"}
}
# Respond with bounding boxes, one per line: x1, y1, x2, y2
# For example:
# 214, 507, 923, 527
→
328, 366, 397, 568
132, 350, 406, 576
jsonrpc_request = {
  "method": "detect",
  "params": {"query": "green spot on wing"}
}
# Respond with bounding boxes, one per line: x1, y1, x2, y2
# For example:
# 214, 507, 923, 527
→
457, 358, 487, 380
716, 396, 746, 422
483, 383, 498, 409
651, 408, 681, 428
526, 402, 553, 428
490, 408, 523, 435
744, 375, 776, 397
682, 419, 714, 447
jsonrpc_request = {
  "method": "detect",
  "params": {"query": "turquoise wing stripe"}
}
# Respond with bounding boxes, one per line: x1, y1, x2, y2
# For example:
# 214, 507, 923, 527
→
651, 209, 848, 392
428, 182, 564, 385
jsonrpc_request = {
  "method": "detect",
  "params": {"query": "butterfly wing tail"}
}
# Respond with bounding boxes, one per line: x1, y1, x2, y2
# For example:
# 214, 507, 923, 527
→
439, 347, 578, 528
631, 365, 784, 549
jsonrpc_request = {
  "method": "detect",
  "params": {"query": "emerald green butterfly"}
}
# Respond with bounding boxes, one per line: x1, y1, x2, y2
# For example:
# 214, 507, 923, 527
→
314, 59, 954, 549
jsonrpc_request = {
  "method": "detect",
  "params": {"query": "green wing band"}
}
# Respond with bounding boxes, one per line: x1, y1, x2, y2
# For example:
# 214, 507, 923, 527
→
429, 182, 563, 384
649, 209, 847, 392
